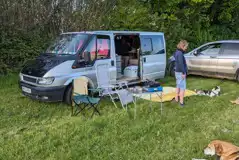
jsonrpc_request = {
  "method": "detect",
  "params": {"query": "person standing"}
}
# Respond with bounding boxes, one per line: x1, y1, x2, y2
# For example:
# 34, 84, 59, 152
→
173, 40, 189, 106
120, 37, 132, 73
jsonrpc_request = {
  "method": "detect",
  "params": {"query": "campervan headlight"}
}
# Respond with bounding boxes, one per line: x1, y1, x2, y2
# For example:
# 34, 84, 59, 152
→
37, 77, 55, 85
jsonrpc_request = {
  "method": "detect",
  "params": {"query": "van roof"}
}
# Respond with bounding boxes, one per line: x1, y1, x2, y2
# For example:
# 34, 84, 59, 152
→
62, 30, 164, 36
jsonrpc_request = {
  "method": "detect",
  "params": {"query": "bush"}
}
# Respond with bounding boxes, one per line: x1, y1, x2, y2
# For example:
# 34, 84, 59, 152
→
0, 30, 51, 74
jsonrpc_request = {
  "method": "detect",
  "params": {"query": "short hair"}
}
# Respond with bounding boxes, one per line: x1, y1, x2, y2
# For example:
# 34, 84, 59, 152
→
177, 40, 188, 50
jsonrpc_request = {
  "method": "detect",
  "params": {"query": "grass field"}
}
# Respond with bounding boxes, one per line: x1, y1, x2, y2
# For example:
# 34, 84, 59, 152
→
0, 74, 239, 160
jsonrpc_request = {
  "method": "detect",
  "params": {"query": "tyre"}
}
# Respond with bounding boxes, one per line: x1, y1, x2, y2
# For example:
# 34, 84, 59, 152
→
169, 62, 175, 77
64, 84, 73, 105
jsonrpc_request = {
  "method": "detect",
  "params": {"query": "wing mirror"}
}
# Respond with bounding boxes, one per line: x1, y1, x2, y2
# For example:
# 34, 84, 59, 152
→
77, 59, 86, 64
193, 50, 198, 56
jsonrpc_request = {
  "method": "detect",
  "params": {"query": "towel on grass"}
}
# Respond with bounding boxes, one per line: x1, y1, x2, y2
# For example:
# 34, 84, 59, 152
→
133, 86, 196, 102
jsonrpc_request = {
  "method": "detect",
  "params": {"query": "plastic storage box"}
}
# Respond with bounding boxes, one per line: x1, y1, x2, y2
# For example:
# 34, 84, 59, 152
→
124, 66, 138, 78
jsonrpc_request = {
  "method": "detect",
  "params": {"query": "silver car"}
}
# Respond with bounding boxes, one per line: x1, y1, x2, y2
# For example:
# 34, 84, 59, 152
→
168, 40, 239, 81
19, 31, 166, 104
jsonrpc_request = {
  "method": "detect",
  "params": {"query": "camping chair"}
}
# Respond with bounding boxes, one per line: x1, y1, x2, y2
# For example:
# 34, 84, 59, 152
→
71, 77, 102, 117
95, 63, 134, 110
117, 89, 135, 111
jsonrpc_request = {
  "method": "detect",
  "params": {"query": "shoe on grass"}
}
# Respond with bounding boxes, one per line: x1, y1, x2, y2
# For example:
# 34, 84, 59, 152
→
179, 103, 185, 107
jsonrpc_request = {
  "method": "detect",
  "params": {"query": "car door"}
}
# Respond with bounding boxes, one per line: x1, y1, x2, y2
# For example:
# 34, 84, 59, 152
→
75, 34, 115, 86
185, 50, 208, 73
187, 43, 222, 75
140, 34, 166, 80
216, 43, 239, 78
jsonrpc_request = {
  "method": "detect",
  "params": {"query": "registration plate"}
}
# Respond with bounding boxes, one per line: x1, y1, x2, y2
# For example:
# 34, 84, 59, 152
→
22, 86, 31, 94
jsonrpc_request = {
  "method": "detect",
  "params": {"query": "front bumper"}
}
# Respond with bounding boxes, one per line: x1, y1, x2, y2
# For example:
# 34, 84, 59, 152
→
19, 81, 66, 102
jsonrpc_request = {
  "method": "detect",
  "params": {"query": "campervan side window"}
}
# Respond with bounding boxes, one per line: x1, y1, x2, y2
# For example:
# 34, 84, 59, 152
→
96, 35, 110, 59
80, 35, 110, 65
141, 35, 165, 55
152, 36, 164, 54
141, 38, 153, 55
82, 37, 97, 63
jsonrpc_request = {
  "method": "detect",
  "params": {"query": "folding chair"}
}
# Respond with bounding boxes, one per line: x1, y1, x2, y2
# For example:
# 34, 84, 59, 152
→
117, 89, 135, 111
95, 63, 134, 110
71, 77, 102, 117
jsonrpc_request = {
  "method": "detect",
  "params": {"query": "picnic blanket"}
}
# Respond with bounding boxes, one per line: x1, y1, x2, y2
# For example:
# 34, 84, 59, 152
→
133, 86, 196, 102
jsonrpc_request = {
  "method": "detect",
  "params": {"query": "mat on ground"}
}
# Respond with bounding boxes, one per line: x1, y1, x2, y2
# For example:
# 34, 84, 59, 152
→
133, 86, 196, 102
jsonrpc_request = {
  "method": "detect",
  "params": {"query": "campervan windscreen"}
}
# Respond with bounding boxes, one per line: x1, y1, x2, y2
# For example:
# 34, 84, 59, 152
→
46, 33, 89, 55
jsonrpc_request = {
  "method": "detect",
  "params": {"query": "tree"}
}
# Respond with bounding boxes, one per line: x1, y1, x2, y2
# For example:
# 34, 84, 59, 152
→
106, 0, 159, 31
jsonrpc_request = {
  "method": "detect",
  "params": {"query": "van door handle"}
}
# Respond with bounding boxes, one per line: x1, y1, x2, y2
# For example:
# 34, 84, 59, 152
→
111, 60, 114, 66
210, 56, 217, 58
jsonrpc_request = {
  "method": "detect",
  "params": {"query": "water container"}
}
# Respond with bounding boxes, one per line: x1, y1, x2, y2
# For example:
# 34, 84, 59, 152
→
124, 66, 138, 78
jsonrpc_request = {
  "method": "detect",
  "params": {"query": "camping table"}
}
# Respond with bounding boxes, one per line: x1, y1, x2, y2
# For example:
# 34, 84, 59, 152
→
128, 87, 163, 119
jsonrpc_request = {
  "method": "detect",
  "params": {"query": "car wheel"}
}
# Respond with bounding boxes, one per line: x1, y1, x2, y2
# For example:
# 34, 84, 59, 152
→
64, 84, 73, 105
169, 62, 175, 77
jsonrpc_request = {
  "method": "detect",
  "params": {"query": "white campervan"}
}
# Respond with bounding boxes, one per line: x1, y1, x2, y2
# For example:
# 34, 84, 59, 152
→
19, 31, 166, 104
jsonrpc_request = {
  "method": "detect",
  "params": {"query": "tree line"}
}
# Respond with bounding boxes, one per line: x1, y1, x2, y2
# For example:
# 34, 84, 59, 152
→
0, 0, 238, 74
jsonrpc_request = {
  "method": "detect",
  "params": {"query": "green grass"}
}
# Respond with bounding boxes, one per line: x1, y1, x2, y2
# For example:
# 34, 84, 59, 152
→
0, 74, 239, 160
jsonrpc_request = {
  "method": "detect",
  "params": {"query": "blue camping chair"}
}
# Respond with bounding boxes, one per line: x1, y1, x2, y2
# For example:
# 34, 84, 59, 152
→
71, 77, 102, 117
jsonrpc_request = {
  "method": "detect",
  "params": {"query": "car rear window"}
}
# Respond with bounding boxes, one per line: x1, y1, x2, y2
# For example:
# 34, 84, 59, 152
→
222, 43, 239, 56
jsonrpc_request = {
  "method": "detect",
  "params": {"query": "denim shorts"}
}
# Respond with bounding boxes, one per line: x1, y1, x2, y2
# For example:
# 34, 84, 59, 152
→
175, 72, 186, 90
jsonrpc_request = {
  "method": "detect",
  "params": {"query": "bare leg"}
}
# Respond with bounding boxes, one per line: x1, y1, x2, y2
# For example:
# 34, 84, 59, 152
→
179, 89, 185, 104
175, 88, 180, 102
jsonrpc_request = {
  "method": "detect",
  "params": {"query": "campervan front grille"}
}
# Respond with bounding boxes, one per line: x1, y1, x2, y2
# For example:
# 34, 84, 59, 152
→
23, 76, 37, 83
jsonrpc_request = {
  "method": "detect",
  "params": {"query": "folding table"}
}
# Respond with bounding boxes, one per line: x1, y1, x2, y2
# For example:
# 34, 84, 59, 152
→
128, 87, 163, 119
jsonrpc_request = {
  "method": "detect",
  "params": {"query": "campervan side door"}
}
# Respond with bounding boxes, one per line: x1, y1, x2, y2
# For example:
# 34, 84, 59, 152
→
140, 34, 166, 80
73, 34, 116, 87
